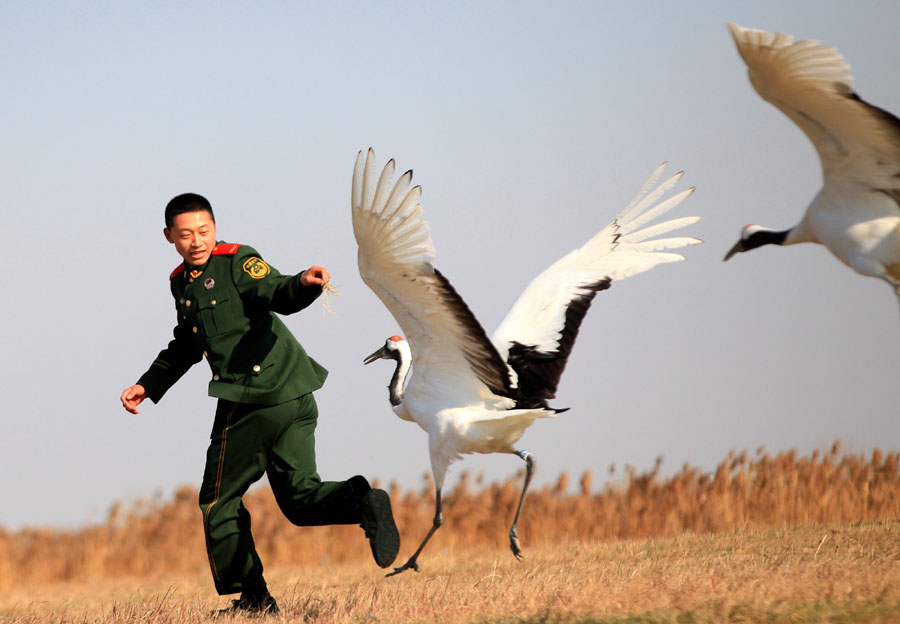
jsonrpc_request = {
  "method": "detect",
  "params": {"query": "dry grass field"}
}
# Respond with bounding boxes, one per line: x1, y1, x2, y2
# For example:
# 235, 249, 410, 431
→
1, 444, 898, 623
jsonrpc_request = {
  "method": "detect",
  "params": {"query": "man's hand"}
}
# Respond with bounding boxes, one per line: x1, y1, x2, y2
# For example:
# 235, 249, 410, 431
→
120, 384, 147, 414
300, 265, 331, 287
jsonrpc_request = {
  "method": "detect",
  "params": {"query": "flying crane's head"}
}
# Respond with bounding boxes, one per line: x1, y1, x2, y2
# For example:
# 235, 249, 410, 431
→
724, 224, 785, 261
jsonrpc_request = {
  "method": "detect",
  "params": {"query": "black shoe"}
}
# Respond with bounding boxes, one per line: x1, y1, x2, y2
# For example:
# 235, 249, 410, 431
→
360, 488, 400, 568
214, 593, 280, 617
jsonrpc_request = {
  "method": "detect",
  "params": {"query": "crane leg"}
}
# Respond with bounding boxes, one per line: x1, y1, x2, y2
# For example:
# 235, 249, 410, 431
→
386, 488, 443, 577
509, 450, 535, 560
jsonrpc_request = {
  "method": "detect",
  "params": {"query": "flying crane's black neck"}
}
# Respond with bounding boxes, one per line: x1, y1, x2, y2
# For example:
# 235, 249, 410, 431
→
745, 228, 791, 250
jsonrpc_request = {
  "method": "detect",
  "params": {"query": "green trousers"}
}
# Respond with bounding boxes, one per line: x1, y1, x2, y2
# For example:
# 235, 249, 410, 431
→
199, 393, 368, 595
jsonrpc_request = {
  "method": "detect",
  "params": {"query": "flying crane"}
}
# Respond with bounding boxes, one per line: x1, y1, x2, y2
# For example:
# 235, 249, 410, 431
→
724, 23, 900, 309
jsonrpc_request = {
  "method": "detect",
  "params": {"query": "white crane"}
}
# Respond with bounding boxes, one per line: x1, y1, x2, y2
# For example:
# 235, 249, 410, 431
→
352, 149, 700, 576
723, 23, 900, 308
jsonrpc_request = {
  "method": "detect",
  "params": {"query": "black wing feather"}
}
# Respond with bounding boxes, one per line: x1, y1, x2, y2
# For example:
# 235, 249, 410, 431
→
506, 278, 611, 409
431, 268, 516, 399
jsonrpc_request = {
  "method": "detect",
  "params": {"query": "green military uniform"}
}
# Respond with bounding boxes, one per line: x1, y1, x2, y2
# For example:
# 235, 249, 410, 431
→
137, 242, 369, 596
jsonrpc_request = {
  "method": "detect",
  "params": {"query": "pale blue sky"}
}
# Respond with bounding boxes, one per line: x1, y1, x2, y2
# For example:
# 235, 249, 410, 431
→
1, 1, 897, 530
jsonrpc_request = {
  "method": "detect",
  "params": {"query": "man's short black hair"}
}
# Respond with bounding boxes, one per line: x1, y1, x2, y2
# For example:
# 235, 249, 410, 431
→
165, 193, 215, 229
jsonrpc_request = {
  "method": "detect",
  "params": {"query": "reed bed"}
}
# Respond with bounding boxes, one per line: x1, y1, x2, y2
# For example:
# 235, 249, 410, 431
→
1, 443, 897, 590
4, 521, 900, 623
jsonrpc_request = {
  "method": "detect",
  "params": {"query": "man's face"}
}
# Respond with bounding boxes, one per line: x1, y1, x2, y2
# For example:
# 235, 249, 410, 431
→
164, 210, 217, 266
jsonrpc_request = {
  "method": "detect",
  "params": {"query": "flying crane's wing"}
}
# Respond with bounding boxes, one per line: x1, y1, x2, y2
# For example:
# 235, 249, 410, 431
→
491, 163, 701, 408
727, 22, 900, 199
352, 149, 517, 404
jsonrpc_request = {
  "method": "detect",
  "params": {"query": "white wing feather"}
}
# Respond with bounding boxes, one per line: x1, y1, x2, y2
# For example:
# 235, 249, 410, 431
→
352, 149, 515, 405
492, 164, 700, 359
727, 22, 900, 192
353, 150, 700, 406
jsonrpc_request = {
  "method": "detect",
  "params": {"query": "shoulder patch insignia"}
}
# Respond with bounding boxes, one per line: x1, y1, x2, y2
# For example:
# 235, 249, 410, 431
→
242, 257, 270, 279
169, 262, 185, 281
212, 243, 242, 256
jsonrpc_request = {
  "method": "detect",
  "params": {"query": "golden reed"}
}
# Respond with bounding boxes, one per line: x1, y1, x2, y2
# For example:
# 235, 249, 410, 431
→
1, 443, 896, 588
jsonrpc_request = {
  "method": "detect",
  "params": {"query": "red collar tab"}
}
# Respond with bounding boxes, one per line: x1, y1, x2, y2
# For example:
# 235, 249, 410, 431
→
212, 243, 242, 256
169, 244, 241, 281
169, 262, 185, 281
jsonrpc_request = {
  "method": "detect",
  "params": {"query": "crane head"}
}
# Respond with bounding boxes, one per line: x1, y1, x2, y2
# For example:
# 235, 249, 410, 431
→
363, 335, 412, 408
363, 335, 409, 365
724, 224, 772, 261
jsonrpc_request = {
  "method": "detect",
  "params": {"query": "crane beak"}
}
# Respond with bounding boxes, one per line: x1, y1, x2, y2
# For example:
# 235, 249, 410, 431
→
363, 345, 389, 365
723, 239, 745, 261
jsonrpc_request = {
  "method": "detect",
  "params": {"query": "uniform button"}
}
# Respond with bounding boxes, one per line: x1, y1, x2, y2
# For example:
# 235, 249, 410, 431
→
179, 298, 184, 304
252, 365, 261, 373
192, 326, 198, 333
213, 374, 220, 381
189, 278, 194, 283
211, 300, 217, 305
185, 300, 191, 307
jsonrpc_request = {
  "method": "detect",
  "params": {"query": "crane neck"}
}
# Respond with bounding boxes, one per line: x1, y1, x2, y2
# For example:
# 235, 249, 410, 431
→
388, 350, 411, 407
747, 227, 793, 249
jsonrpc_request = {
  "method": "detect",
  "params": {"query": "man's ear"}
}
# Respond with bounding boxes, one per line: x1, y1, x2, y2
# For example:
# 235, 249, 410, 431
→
163, 227, 174, 244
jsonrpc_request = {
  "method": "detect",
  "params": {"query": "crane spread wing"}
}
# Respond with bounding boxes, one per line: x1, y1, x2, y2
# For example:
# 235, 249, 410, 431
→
491, 163, 700, 408
727, 22, 900, 197
352, 149, 516, 402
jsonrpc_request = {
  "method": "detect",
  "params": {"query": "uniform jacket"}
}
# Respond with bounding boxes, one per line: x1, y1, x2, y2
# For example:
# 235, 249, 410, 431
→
137, 242, 328, 406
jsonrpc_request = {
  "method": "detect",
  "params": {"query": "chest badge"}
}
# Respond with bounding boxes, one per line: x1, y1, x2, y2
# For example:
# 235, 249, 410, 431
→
204, 278, 215, 290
